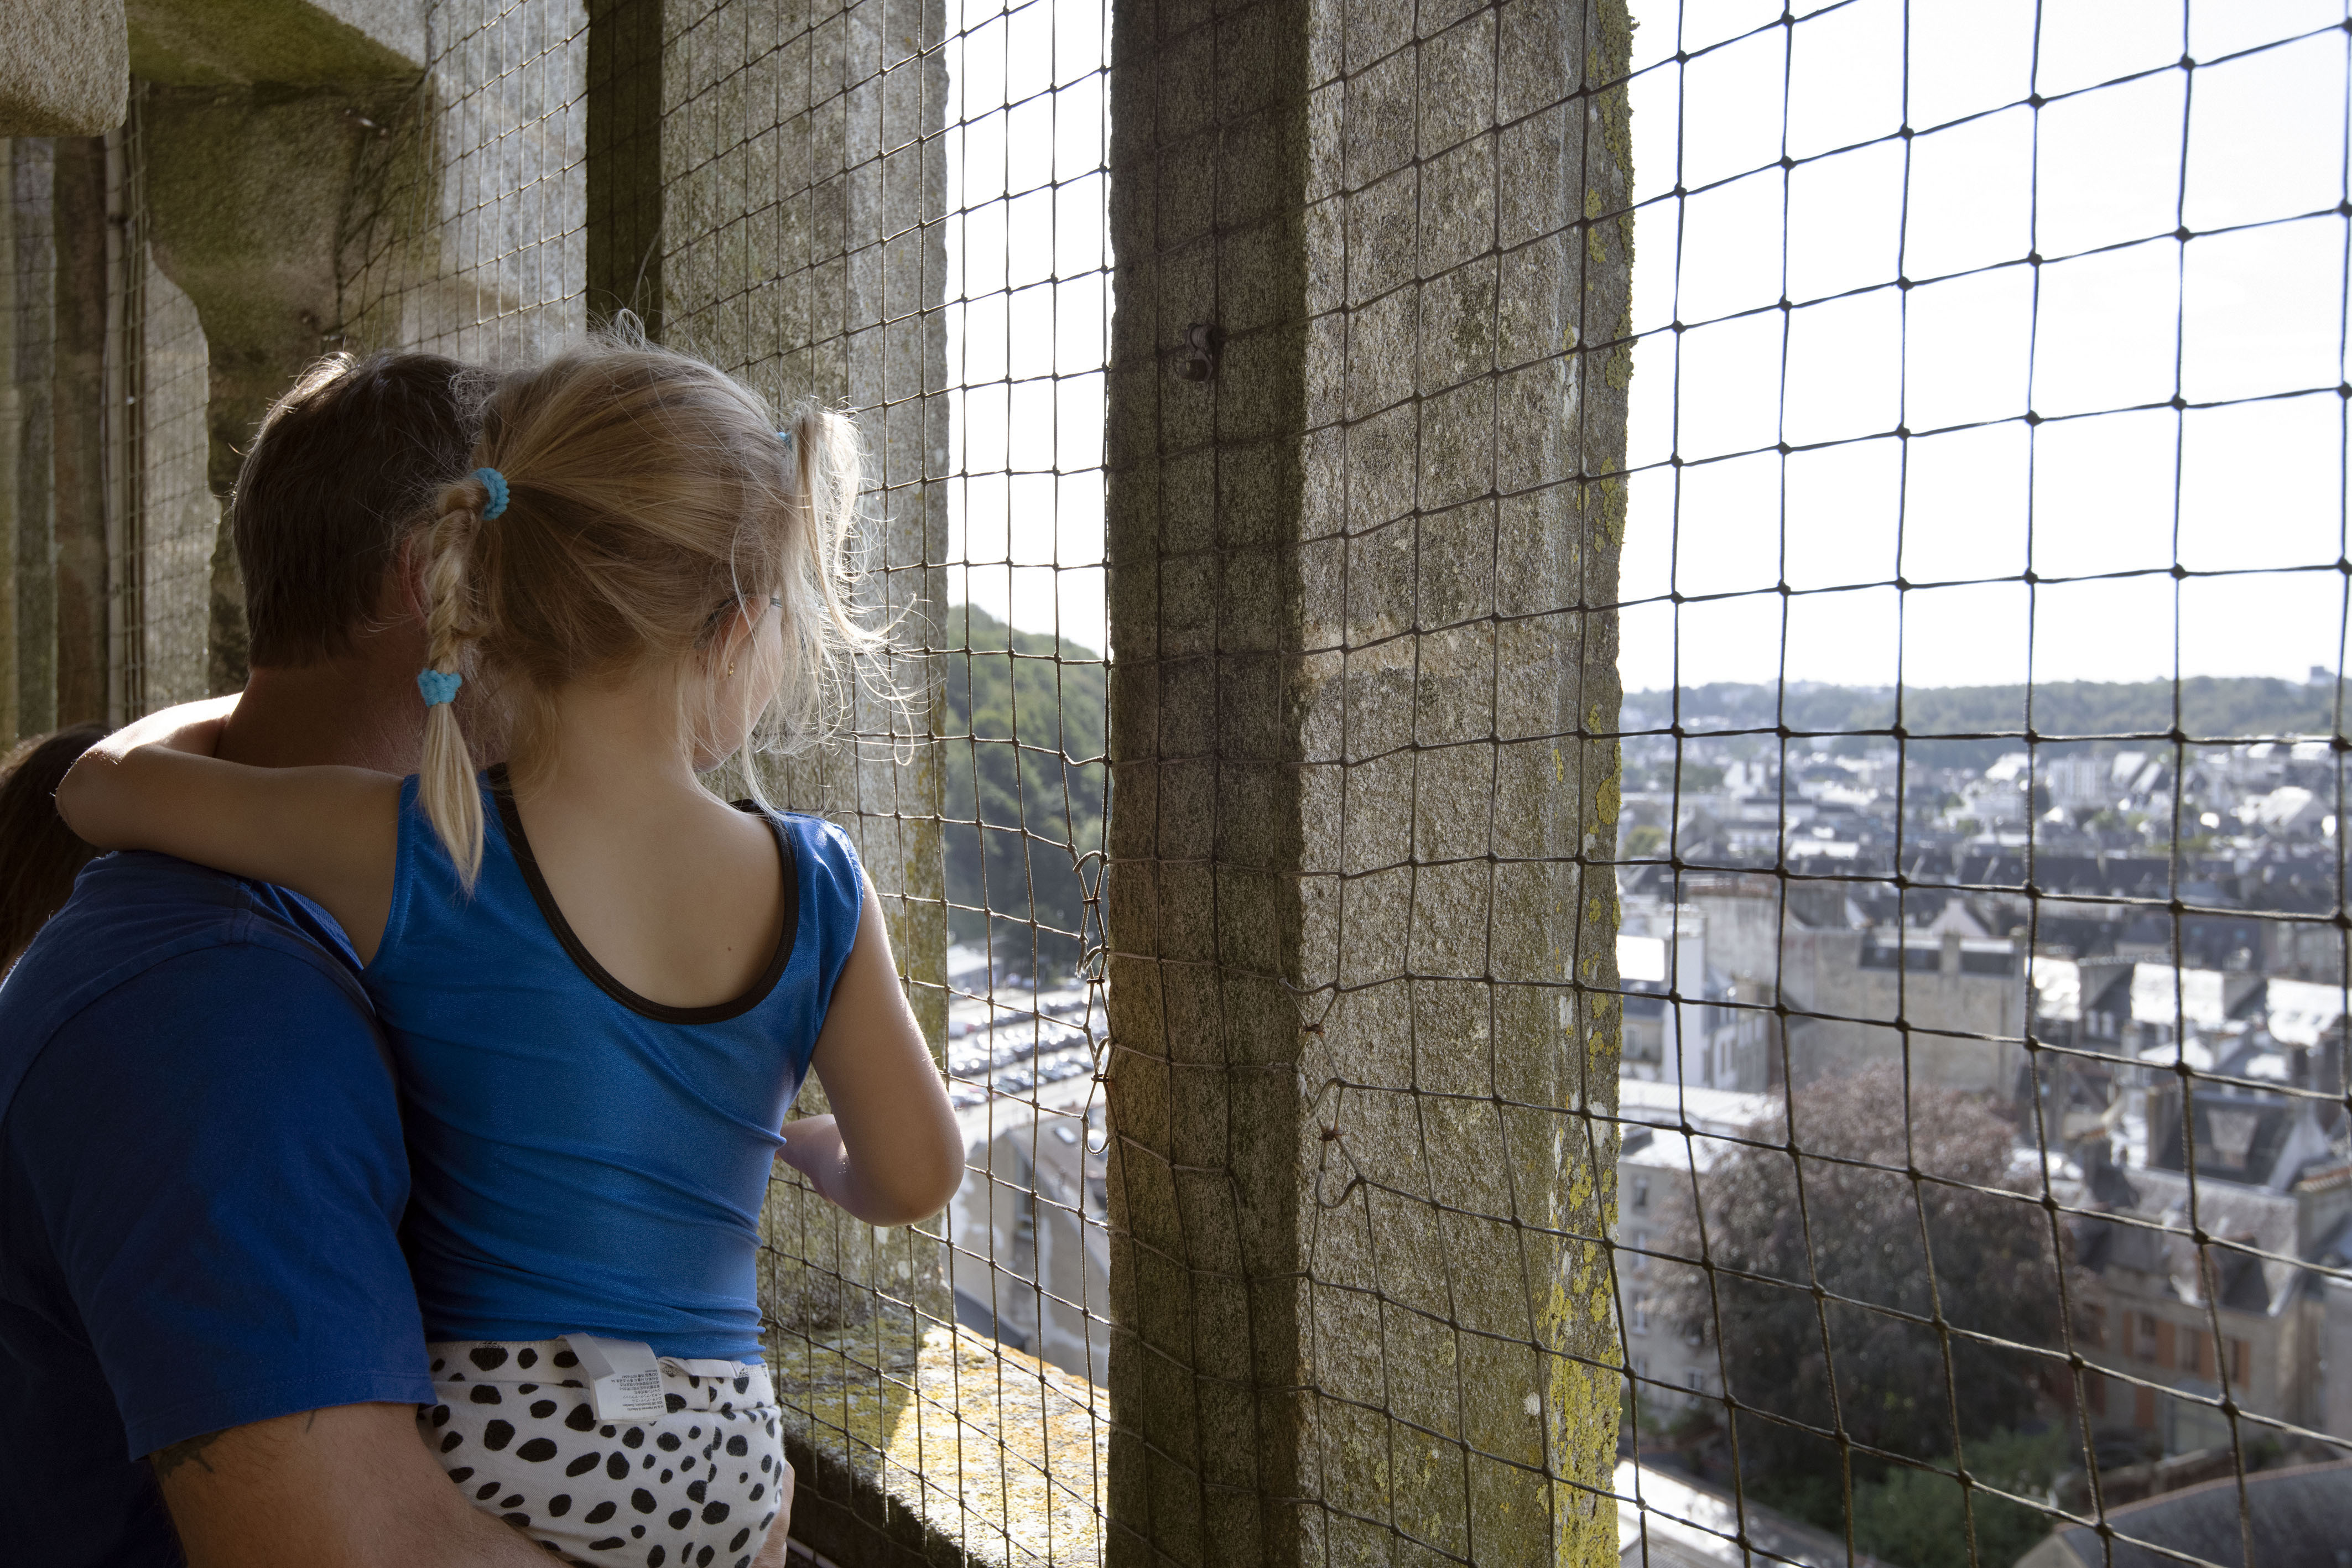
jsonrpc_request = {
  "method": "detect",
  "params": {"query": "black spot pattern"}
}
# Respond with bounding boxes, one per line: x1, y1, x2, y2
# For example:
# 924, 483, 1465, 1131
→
420, 1340, 789, 1566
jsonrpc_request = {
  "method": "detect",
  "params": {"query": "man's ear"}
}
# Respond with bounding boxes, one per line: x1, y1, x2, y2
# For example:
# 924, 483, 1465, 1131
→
390, 535, 433, 627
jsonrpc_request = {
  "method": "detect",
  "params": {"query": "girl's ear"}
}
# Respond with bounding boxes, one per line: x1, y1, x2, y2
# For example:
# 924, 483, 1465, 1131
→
707, 602, 763, 676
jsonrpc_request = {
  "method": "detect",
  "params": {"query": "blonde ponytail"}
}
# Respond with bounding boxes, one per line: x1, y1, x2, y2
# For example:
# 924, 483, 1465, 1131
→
766, 403, 876, 753
417, 472, 492, 886
399, 336, 892, 884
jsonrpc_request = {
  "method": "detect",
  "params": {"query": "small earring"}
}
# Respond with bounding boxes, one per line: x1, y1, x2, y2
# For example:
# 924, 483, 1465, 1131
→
727, 660, 737, 679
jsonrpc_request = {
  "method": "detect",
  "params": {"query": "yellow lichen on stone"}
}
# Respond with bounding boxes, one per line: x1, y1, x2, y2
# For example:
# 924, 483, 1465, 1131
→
771, 1320, 1109, 1568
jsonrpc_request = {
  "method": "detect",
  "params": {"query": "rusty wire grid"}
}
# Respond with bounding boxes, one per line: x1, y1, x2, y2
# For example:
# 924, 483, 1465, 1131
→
181, 0, 2352, 1564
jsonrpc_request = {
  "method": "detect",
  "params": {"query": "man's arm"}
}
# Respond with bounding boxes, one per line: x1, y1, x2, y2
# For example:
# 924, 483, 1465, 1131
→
154, 1403, 554, 1568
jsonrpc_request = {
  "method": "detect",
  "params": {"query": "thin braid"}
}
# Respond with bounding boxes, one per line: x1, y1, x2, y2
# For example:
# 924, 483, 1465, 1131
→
416, 474, 492, 885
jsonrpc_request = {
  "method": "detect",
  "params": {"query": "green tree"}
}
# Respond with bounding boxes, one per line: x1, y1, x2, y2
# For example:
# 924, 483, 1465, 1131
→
939, 605, 1107, 976
1657, 1066, 2077, 1521
1846, 1428, 2071, 1568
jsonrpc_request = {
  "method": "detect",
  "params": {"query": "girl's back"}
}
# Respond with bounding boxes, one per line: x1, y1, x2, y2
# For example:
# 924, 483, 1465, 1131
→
376, 769, 862, 1355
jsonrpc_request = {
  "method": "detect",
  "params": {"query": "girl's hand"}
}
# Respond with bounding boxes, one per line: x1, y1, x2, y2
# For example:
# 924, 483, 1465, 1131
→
776, 1114, 845, 1199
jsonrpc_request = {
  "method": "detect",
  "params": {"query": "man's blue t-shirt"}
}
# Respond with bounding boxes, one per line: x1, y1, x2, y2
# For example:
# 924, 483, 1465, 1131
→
0, 852, 435, 1565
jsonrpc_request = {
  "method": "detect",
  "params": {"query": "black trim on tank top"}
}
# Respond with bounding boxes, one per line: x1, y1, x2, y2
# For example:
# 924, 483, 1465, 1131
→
486, 764, 800, 1024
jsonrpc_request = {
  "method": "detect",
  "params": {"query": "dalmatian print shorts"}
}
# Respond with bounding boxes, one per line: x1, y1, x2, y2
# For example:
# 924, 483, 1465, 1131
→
418, 1338, 793, 1568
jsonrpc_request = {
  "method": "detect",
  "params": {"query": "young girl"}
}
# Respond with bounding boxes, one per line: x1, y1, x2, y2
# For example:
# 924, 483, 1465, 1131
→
60, 340, 964, 1568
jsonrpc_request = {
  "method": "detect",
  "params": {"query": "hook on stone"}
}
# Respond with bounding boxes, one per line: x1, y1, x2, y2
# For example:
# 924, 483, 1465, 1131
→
1172, 322, 1219, 382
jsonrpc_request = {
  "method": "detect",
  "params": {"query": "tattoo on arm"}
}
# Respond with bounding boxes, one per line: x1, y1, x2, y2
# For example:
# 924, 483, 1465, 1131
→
150, 1429, 226, 1483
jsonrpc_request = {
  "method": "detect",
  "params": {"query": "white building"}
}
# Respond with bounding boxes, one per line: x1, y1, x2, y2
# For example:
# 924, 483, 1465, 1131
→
1615, 1079, 1779, 1409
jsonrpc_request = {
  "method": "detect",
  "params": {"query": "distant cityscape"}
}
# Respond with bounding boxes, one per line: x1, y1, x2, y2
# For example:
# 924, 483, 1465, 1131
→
1611, 674, 2352, 1546
924, 668, 2352, 1559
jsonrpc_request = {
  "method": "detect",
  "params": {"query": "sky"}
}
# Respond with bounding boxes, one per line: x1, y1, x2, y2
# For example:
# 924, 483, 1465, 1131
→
938, 0, 2349, 691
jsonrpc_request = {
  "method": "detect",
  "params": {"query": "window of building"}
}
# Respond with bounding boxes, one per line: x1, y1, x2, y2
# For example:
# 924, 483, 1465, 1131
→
1630, 1228, 1647, 1274
1631, 1300, 1649, 1336
1632, 1175, 1649, 1211
2230, 1338, 2250, 1384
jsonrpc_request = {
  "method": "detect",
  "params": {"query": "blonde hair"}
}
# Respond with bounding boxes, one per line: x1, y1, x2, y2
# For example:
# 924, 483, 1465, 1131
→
417, 335, 872, 884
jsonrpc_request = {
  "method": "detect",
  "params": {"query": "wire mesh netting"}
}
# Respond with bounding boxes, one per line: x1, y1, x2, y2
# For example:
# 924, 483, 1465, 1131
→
1606, 1, 2352, 1563
47, 0, 2352, 1562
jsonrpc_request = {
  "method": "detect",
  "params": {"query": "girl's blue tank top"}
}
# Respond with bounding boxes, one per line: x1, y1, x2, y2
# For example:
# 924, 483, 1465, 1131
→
366, 768, 863, 1360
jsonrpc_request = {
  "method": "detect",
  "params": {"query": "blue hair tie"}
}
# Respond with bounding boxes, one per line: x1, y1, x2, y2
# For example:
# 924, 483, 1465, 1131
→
418, 669, 464, 707
475, 466, 509, 520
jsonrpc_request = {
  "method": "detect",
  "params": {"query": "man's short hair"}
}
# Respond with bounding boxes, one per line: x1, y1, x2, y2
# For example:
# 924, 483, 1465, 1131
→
234, 352, 491, 668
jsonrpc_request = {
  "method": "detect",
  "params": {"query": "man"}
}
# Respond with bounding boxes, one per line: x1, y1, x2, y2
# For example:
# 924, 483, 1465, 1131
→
0, 352, 552, 1566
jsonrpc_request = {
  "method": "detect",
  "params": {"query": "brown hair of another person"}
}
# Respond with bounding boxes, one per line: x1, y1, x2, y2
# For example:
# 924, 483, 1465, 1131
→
0, 723, 110, 971
234, 352, 495, 668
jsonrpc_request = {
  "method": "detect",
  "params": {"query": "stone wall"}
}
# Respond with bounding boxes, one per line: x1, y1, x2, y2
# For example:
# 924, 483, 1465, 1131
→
1101, 1, 1632, 1562
340, 0, 586, 366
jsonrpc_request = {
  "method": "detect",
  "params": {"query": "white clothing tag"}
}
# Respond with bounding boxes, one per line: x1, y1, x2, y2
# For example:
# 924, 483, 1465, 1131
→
561, 1333, 667, 1421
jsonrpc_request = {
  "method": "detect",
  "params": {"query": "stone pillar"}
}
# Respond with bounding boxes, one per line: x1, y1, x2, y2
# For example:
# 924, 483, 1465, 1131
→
126, 0, 440, 691
141, 81, 431, 693
1101, 2, 1633, 1563
585, 0, 662, 334
4, 139, 55, 742
50, 133, 107, 726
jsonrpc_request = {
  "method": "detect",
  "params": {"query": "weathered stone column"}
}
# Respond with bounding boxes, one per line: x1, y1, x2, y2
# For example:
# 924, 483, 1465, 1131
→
128, 0, 435, 691
585, 0, 662, 334
1102, 2, 1632, 1562
50, 133, 107, 726
6, 139, 56, 741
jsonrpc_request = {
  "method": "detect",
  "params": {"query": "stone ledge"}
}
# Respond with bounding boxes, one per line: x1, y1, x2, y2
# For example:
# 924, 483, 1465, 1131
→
770, 1315, 1109, 1567
0, 1, 128, 136
126, 0, 424, 86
